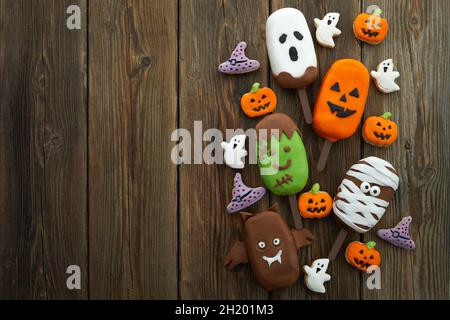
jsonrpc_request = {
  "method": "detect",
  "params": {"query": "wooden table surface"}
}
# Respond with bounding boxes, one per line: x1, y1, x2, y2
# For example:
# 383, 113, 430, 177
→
0, 0, 449, 300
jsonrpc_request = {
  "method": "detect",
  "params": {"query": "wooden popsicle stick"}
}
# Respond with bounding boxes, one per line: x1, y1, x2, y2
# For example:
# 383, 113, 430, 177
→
328, 229, 348, 261
288, 194, 303, 230
297, 89, 313, 124
317, 139, 333, 172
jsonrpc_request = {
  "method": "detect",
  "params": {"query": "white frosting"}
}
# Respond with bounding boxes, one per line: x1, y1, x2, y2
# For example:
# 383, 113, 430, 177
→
221, 135, 247, 169
333, 157, 399, 233
314, 13, 341, 48
262, 249, 282, 267
303, 258, 331, 293
370, 59, 400, 93
266, 8, 317, 78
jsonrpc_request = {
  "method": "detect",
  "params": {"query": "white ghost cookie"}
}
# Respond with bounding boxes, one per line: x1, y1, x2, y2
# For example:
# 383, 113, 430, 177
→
221, 135, 247, 169
303, 258, 331, 293
314, 13, 341, 48
370, 59, 400, 93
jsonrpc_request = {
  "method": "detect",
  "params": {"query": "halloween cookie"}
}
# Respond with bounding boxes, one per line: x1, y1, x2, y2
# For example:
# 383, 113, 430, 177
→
298, 183, 332, 219
313, 59, 370, 171
303, 258, 331, 293
345, 241, 381, 272
218, 41, 260, 74
314, 13, 341, 48
256, 113, 309, 196
363, 112, 398, 147
226, 173, 266, 214
333, 156, 399, 233
241, 83, 277, 118
371, 59, 400, 93
353, 6, 389, 45
266, 8, 319, 124
377, 216, 416, 250
221, 135, 247, 169
225, 205, 314, 292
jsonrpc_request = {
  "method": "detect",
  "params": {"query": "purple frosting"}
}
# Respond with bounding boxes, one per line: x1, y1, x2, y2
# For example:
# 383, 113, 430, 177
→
218, 42, 260, 74
227, 173, 266, 214
377, 216, 416, 250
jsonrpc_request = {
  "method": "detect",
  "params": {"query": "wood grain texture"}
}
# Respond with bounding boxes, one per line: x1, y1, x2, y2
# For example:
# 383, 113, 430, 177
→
0, 0, 87, 299
269, 0, 362, 300
179, 0, 270, 299
361, 0, 450, 299
88, 0, 177, 299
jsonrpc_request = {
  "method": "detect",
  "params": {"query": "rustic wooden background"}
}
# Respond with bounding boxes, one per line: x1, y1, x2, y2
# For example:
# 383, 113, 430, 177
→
0, 0, 448, 300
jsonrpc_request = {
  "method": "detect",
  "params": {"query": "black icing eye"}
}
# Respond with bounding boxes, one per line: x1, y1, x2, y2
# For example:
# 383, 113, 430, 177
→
330, 82, 340, 92
359, 250, 364, 254
320, 198, 325, 203
261, 95, 267, 99
308, 199, 313, 204
294, 31, 303, 40
377, 122, 382, 126
349, 88, 359, 98
251, 98, 255, 103
388, 125, 392, 129
279, 34, 287, 44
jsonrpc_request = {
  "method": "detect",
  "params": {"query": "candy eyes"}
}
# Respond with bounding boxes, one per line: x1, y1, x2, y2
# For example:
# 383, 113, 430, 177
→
279, 34, 287, 44
258, 241, 266, 249
360, 182, 371, 193
370, 186, 381, 197
294, 31, 303, 40
273, 238, 281, 246
349, 88, 359, 98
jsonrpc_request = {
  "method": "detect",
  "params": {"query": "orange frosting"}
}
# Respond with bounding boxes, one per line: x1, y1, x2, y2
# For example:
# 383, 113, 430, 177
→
313, 59, 370, 142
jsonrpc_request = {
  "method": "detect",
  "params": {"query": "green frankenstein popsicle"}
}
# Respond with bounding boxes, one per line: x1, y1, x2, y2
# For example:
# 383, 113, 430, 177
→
256, 113, 309, 196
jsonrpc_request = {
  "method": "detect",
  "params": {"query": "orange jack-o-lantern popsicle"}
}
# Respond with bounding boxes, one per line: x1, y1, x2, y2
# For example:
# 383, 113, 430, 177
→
313, 59, 370, 171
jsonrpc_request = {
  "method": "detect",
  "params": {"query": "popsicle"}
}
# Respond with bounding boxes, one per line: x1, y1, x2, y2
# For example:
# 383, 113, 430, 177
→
266, 8, 319, 124
303, 156, 399, 293
256, 113, 309, 229
312, 59, 370, 171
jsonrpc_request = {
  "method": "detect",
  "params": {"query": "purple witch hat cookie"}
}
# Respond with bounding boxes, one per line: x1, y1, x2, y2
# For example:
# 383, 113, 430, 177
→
227, 173, 266, 213
377, 216, 416, 250
218, 42, 260, 74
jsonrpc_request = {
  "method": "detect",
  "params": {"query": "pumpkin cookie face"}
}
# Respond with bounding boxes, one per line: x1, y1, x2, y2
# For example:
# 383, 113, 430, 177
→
241, 83, 277, 118
298, 183, 332, 219
256, 113, 309, 196
353, 7, 389, 45
345, 241, 381, 272
313, 59, 370, 142
363, 112, 398, 147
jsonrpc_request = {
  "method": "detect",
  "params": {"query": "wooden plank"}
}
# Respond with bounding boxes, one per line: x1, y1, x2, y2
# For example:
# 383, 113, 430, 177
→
88, 0, 178, 299
361, 0, 450, 299
179, 0, 270, 299
0, 0, 87, 299
269, 0, 362, 299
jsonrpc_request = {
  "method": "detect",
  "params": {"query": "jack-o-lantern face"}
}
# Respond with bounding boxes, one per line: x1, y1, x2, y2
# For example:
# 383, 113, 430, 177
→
241, 83, 277, 118
298, 183, 332, 219
353, 7, 389, 45
363, 112, 398, 147
313, 59, 370, 142
345, 241, 381, 272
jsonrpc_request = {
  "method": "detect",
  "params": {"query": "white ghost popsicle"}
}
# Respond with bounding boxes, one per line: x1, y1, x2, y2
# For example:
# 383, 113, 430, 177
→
266, 8, 319, 124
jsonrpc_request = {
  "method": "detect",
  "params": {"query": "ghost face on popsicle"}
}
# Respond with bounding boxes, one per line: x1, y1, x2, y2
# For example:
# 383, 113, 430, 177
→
256, 113, 309, 196
313, 59, 370, 142
266, 8, 318, 89
333, 157, 399, 233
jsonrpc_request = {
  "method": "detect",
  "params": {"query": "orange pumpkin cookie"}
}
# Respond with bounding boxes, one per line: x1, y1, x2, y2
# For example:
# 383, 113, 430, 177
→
363, 112, 398, 147
313, 59, 370, 142
345, 241, 381, 272
298, 183, 332, 219
353, 6, 389, 45
241, 83, 277, 118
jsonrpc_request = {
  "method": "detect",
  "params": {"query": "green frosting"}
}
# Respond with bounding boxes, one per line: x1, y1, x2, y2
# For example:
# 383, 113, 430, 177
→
258, 131, 309, 196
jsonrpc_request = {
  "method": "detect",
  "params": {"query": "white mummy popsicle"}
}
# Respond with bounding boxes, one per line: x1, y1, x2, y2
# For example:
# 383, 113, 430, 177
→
266, 8, 319, 124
